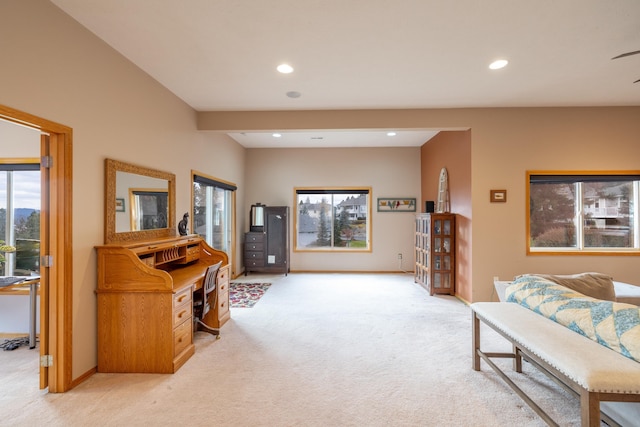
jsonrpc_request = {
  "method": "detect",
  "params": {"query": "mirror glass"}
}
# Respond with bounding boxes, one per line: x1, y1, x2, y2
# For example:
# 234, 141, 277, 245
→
105, 159, 176, 243
128, 187, 169, 231
251, 204, 264, 231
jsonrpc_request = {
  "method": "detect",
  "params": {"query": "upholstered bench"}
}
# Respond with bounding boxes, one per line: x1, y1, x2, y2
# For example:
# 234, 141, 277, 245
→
471, 302, 640, 427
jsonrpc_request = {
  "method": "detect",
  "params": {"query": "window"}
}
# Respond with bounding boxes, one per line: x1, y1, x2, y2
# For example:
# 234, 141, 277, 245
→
295, 187, 371, 251
0, 162, 40, 275
527, 172, 640, 254
192, 172, 236, 256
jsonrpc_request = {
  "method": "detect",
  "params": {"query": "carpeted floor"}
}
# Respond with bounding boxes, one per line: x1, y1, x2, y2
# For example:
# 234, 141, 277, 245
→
0, 273, 614, 426
229, 282, 271, 308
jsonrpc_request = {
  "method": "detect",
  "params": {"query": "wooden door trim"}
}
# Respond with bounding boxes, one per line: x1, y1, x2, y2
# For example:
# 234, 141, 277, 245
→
39, 135, 50, 390
0, 104, 73, 392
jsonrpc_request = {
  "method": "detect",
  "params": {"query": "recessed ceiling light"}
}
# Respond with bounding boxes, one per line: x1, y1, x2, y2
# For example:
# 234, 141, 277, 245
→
387, 132, 397, 137
489, 59, 509, 70
277, 64, 294, 74
272, 133, 282, 138
286, 91, 301, 98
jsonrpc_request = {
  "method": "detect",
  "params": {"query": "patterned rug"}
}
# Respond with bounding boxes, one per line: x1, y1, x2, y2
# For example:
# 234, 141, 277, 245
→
229, 282, 271, 308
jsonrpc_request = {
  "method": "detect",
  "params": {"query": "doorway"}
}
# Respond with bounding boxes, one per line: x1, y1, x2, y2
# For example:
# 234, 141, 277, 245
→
0, 104, 73, 392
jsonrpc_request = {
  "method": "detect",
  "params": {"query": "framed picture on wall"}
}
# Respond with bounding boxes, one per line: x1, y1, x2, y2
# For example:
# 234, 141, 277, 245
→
490, 190, 507, 203
115, 198, 125, 212
377, 198, 417, 212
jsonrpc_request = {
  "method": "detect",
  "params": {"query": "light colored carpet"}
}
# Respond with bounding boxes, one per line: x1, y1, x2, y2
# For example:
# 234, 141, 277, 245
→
1, 273, 592, 426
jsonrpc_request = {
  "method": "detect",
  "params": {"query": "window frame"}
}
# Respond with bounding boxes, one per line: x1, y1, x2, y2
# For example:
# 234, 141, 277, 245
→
294, 186, 372, 253
0, 159, 41, 276
191, 170, 237, 266
526, 170, 640, 256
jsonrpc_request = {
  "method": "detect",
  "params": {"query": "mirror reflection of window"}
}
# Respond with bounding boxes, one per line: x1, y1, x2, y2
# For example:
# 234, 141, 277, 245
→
130, 190, 168, 231
115, 170, 170, 233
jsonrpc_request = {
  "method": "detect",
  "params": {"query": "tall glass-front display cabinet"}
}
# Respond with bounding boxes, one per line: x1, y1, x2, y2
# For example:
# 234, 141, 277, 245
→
414, 213, 456, 295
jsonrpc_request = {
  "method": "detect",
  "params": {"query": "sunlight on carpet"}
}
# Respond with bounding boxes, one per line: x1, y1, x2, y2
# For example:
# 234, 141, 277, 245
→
229, 282, 271, 308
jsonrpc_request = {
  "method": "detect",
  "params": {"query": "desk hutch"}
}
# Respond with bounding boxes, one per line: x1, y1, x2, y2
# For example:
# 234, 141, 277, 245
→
95, 234, 229, 373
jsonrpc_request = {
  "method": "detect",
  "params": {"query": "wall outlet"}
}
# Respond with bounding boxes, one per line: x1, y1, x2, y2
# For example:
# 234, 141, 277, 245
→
397, 253, 402, 260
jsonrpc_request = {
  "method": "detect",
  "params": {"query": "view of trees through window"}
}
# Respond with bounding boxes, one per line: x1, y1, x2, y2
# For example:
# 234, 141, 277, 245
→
295, 189, 370, 250
192, 173, 235, 256
529, 173, 638, 252
0, 168, 41, 275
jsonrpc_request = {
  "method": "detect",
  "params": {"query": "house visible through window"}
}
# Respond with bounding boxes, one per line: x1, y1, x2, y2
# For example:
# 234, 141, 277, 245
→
295, 187, 371, 251
528, 172, 640, 254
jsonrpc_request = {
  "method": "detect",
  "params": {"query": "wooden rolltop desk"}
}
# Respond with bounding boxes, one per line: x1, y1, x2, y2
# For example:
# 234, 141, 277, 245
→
95, 235, 229, 373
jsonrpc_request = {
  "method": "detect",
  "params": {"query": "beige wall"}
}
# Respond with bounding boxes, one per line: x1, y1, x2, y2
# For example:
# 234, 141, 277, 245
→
0, 1, 246, 379
0, 120, 41, 156
245, 147, 421, 272
467, 107, 640, 301
421, 131, 472, 302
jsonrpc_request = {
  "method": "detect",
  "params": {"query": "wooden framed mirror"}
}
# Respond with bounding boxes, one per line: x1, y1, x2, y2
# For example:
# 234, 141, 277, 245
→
105, 158, 176, 243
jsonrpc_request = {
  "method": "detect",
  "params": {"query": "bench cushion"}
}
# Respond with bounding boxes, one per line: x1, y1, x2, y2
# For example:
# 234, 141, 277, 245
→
506, 275, 640, 363
472, 302, 640, 393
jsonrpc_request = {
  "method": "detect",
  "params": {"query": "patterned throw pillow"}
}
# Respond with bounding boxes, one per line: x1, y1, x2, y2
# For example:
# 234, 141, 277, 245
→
506, 275, 640, 363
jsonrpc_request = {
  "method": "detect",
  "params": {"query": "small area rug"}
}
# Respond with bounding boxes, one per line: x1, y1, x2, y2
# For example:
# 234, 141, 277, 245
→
229, 282, 271, 308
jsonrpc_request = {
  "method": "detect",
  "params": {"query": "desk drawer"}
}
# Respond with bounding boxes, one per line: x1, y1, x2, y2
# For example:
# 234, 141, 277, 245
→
217, 266, 229, 284
217, 290, 228, 314
173, 304, 192, 327
185, 245, 200, 263
216, 289, 229, 325
217, 277, 228, 295
173, 287, 192, 309
173, 317, 192, 357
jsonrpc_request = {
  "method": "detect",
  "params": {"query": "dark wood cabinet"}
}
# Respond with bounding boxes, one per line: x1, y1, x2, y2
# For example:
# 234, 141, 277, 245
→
244, 232, 266, 270
244, 206, 289, 275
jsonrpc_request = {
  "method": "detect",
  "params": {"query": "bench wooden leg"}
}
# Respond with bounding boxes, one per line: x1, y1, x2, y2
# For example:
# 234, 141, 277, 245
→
472, 311, 481, 370
513, 344, 522, 373
580, 391, 600, 427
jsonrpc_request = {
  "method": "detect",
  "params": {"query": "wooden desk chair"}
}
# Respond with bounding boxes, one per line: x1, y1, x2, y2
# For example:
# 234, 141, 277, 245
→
193, 261, 223, 337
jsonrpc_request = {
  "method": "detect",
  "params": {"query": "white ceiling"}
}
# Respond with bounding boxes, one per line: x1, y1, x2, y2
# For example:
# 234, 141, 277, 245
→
51, 0, 640, 148
227, 130, 440, 148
